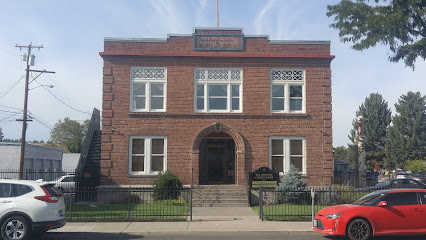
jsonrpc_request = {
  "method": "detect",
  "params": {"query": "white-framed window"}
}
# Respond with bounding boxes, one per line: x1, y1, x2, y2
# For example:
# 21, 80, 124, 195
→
194, 68, 242, 113
130, 67, 166, 112
269, 137, 306, 174
270, 69, 305, 113
129, 136, 167, 175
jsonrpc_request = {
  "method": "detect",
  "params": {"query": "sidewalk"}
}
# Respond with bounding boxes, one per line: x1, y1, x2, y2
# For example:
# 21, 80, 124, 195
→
52, 207, 313, 233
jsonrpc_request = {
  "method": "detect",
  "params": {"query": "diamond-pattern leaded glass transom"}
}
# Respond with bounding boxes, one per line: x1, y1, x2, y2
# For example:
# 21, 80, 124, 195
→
271, 70, 303, 81
195, 69, 241, 81
132, 68, 166, 79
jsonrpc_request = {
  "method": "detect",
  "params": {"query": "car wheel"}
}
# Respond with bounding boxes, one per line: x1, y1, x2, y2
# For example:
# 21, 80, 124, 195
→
1, 215, 30, 240
347, 218, 372, 240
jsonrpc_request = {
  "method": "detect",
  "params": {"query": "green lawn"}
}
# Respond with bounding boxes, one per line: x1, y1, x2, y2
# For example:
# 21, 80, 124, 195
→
252, 204, 328, 221
66, 200, 190, 222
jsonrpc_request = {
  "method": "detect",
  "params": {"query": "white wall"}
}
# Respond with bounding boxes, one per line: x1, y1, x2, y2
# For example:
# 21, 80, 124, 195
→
62, 153, 80, 170
0, 143, 63, 169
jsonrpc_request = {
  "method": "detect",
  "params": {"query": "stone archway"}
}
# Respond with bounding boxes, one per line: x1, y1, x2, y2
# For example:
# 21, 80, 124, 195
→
191, 123, 246, 185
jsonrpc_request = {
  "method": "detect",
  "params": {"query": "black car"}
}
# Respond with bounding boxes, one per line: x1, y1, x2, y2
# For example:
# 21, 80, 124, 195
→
356, 178, 426, 191
412, 173, 426, 183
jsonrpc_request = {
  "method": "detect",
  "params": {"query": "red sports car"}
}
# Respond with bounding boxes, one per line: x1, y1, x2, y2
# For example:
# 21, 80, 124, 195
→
313, 189, 426, 240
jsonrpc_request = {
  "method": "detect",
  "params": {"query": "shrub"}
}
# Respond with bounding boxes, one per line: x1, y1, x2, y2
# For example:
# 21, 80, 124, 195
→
152, 170, 183, 201
276, 164, 307, 203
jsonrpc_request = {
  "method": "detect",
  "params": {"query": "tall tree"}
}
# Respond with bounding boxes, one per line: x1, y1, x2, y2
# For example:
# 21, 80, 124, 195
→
49, 117, 86, 153
0, 127, 3, 141
334, 146, 348, 160
387, 91, 426, 168
334, 145, 356, 168
349, 93, 392, 169
327, 0, 426, 69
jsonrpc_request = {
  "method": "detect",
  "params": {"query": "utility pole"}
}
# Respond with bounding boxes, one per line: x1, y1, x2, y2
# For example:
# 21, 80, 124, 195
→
216, 0, 219, 28
16, 43, 55, 179
387, 140, 390, 179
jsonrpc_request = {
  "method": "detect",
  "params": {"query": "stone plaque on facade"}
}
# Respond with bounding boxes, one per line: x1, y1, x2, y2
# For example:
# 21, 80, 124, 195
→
193, 34, 244, 51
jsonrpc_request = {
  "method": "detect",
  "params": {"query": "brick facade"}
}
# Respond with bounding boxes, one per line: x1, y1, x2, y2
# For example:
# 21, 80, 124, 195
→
100, 28, 334, 186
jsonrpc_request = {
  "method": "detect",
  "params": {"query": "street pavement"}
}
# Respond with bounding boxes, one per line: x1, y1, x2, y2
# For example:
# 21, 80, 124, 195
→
51, 207, 314, 233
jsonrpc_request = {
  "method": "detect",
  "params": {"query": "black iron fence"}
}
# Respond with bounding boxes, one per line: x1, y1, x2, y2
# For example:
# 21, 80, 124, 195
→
66, 187, 192, 222
0, 169, 76, 182
332, 171, 380, 187
256, 184, 424, 221
0, 169, 193, 222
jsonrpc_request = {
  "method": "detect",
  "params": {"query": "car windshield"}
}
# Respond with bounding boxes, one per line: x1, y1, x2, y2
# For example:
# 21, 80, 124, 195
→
352, 192, 385, 206
376, 179, 392, 187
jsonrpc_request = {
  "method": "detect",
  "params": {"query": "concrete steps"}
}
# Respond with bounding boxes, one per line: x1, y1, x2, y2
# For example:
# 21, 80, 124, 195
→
192, 185, 248, 207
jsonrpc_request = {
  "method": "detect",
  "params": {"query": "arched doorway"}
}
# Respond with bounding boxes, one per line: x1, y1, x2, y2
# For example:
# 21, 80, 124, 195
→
199, 132, 235, 185
192, 123, 246, 185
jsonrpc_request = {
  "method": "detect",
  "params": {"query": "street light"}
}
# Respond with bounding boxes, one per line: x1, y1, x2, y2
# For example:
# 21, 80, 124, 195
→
29, 84, 54, 90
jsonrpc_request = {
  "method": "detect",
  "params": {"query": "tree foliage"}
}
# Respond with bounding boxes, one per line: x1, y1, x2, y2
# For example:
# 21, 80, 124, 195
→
49, 117, 87, 153
152, 170, 183, 201
0, 127, 3, 141
349, 93, 392, 169
276, 165, 307, 203
333, 146, 347, 160
334, 145, 356, 168
387, 91, 426, 168
405, 159, 426, 173
327, 0, 426, 69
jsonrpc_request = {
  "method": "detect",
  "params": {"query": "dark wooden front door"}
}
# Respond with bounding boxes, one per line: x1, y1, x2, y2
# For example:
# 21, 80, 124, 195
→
199, 139, 235, 185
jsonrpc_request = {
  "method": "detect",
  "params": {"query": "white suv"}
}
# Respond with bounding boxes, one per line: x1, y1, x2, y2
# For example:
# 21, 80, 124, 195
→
0, 179, 66, 240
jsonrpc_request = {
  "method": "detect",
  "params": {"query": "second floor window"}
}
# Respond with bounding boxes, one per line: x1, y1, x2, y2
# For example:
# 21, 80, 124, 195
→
195, 68, 242, 113
131, 67, 166, 112
270, 69, 305, 113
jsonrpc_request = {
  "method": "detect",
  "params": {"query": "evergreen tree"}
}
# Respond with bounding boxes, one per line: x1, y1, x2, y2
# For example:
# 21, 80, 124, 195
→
276, 165, 307, 203
333, 146, 347, 160
0, 127, 3, 141
349, 93, 392, 169
387, 91, 426, 168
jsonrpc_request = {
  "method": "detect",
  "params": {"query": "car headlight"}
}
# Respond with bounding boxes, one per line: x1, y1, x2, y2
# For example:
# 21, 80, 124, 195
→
324, 212, 344, 219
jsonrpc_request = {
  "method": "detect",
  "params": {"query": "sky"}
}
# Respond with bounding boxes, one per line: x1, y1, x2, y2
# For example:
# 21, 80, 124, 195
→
0, 0, 424, 148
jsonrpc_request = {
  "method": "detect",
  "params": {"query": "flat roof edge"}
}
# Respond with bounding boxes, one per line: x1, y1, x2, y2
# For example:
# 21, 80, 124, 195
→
194, 27, 244, 32
104, 37, 169, 42
105, 37, 331, 45
270, 40, 331, 45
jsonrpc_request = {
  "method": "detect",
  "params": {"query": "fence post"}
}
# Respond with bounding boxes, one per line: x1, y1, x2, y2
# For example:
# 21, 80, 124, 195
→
329, 185, 332, 205
128, 186, 131, 221
190, 184, 193, 221
259, 185, 263, 221
311, 188, 315, 227
69, 187, 72, 222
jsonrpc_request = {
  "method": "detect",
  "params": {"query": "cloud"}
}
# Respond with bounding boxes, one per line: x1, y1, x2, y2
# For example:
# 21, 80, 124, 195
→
253, 0, 277, 35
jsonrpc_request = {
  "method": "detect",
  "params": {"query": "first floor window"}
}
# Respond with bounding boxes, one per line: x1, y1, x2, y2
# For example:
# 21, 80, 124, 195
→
269, 137, 306, 174
129, 136, 166, 174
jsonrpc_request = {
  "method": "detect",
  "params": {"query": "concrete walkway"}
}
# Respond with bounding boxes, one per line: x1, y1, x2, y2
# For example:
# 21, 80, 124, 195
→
52, 207, 313, 233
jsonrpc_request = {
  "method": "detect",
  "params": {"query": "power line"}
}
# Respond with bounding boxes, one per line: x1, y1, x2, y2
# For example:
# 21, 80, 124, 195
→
42, 85, 91, 115
0, 112, 21, 122
0, 109, 21, 114
0, 75, 25, 100
0, 105, 22, 111
27, 111, 53, 129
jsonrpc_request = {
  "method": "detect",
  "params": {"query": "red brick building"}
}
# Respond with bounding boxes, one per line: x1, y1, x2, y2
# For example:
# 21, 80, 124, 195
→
100, 28, 334, 187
